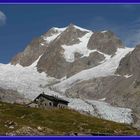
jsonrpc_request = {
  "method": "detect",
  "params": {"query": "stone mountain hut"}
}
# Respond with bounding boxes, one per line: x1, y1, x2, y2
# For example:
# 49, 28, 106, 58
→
28, 93, 69, 109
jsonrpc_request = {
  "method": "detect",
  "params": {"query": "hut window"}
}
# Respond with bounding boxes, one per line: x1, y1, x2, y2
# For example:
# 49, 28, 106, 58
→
58, 104, 61, 108
49, 102, 52, 106
40, 97, 44, 102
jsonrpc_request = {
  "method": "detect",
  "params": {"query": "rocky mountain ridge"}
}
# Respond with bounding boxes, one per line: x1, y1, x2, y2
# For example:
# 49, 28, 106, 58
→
11, 24, 124, 79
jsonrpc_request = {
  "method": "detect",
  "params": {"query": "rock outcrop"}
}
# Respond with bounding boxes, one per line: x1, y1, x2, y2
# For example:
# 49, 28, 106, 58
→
116, 44, 140, 79
87, 31, 124, 55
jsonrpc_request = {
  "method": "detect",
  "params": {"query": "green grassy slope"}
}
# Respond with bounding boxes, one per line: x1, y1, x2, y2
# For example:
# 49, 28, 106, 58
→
0, 101, 139, 136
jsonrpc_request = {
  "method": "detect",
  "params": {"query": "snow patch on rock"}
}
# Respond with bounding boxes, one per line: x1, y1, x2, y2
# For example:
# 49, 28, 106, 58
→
62, 32, 110, 63
101, 31, 108, 33
124, 74, 133, 78
43, 27, 66, 43
61, 32, 93, 62
73, 25, 92, 32
43, 33, 61, 43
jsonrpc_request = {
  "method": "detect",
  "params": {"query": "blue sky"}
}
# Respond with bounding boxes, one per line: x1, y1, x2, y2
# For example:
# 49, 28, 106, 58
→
0, 4, 140, 63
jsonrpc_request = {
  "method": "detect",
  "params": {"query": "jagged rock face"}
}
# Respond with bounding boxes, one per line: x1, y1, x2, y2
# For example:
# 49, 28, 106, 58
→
116, 45, 140, 79
54, 24, 88, 46
37, 43, 69, 79
11, 36, 48, 67
87, 31, 124, 55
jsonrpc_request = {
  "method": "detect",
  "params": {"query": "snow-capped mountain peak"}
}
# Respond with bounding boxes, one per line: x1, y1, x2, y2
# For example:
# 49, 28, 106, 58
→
2, 24, 140, 126
67, 23, 92, 32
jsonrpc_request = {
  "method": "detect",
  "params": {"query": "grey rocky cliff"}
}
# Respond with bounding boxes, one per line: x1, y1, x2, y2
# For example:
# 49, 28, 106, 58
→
37, 43, 69, 79
116, 44, 140, 79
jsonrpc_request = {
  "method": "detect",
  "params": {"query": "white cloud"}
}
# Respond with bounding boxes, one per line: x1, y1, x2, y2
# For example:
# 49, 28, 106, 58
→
0, 11, 6, 26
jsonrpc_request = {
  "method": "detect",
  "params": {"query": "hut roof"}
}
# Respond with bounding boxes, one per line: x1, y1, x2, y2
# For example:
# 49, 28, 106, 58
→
34, 93, 69, 104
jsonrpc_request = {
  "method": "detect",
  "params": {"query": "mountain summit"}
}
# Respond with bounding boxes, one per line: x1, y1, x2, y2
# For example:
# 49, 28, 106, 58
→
11, 24, 125, 78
